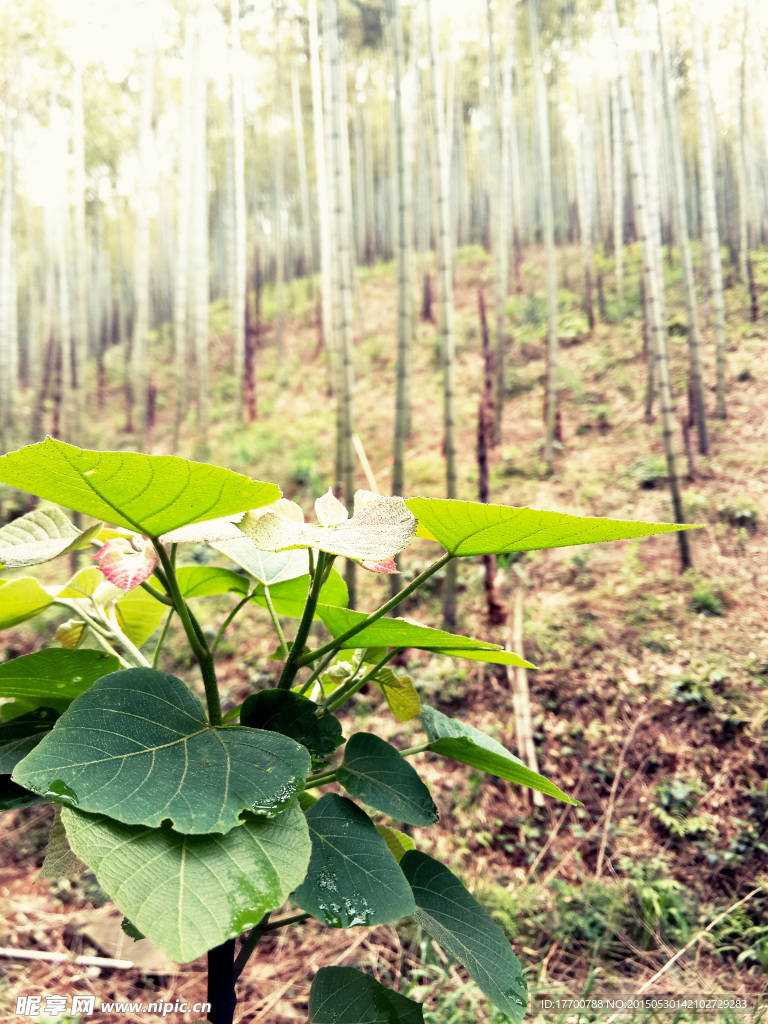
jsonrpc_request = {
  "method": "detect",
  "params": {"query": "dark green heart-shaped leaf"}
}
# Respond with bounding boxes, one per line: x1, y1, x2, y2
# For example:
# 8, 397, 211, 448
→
0, 507, 101, 569
253, 569, 348, 619
315, 606, 533, 667
214, 542, 310, 584
401, 851, 527, 1022
309, 966, 424, 1024
421, 706, 576, 805
292, 793, 416, 927
61, 801, 311, 962
337, 734, 438, 827
0, 707, 60, 773
240, 690, 343, 757
0, 439, 280, 536
14, 668, 311, 834
0, 577, 54, 630
0, 650, 119, 703
405, 497, 698, 557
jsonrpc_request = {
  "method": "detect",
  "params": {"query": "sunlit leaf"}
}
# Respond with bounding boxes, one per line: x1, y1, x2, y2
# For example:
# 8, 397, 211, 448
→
0, 507, 101, 569
0, 438, 280, 536
114, 588, 167, 647
405, 497, 698, 557
0, 577, 53, 630
372, 668, 421, 722
0, 649, 118, 703
376, 824, 415, 863
96, 537, 157, 592
213, 542, 310, 585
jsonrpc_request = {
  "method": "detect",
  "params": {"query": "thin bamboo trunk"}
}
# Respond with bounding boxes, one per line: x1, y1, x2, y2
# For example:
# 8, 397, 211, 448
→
231, 0, 247, 422
273, 0, 285, 379
510, 586, 544, 806
656, 0, 708, 455
425, 0, 458, 630
478, 289, 504, 626
691, 5, 727, 420
131, 48, 155, 449
72, 60, 87, 438
498, 0, 517, 415
611, 77, 624, 310
529, 0, 559, 471
173, 7, 194, 449
0, 103, 15, 454
192, 10, 209, 456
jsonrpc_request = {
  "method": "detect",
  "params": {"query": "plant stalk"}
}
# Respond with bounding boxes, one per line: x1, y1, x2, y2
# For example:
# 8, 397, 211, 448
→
207, 939, 236, 1024
322, 649, 396, 713
277, 550, 328, 690
296, 552, 453, 668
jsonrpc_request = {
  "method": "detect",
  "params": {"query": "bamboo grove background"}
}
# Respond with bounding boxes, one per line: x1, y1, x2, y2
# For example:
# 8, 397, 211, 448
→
0, 0, 765, 615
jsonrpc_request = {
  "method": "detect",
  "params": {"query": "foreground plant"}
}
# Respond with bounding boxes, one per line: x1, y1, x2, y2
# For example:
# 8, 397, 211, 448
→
0, 439, 695, 1024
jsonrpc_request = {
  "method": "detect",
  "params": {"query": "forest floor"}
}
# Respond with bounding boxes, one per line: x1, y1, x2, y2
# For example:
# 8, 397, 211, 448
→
2, 243, 768, 1022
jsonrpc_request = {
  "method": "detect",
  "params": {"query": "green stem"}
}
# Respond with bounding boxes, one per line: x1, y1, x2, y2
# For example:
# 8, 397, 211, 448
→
52, 601, 131, 669
103, 605, 152, 668
211, 590, 257, 654
277, 550, 328, 691
263, 584, 289, 659
297, 650, 337, 696
399, 742, 431, 757
322, 650, 396, 713
140, 580, 173, 606
262, 911, 311, 932
152, 609, 174, 669
153, 541, 222, 725
232, 914, 269, 982
296, 553, 453, 668
305, 769, 337, 789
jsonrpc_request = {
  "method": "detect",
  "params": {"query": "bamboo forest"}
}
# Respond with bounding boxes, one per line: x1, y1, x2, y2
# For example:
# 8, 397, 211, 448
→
1, 0, 768, 1020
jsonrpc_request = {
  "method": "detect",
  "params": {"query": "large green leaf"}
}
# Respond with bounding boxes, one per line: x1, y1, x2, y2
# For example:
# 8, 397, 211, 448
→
309, 967, 424, 1024
61, 801, 311, 963
253, 569, 348, 619
337, 734, 438, 827
0, 649, 119, 703
315, 606, 533, 667
292, 793, 416, 927
241, 690, 343, 758
420, 706, 576, 805
405, 497, 696, 557
0, 507, 101, 569
400, 851, 527, 1022
14, 668, 311, 834
0, 577, 54, 630
0, 707, 59, 773
214, 541, 310, 585
0, 439, 280, 536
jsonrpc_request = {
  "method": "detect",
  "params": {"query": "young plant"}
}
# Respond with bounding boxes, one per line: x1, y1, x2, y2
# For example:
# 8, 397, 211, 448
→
0, 439, 695, 1024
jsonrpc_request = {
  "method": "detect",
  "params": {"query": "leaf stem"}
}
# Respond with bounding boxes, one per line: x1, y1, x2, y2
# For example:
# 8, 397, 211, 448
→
322, 650, 396, 713
139, 580, 173, 606
297, 650, 337, 696
232, 914, 269, 982
262, 911, 311, 932
305, 769, 337, 789
211, 590, 257, 654
262, 584, 289, 659
277, 551, 328, 691
296, 552, 453, 667
152, 609, 174, 669
153, 541, 222, 725
52, 600, 131, 669
399, 742, 431, 758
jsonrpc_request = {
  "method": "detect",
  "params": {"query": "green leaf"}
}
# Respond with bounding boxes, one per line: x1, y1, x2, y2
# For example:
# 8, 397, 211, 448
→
292, 793, 416, 927
214, 541, 310, 585
400, 851, 527, 1022
0, 649, 119, 703
372, 669, 420, 722
0, 438, 280, 536
241, 690, 343, 758
0, 507, 101, 569
376, 825, 415, 863
0, 707, 60, 773
0, 577, 53, 630
309, 966, 424, 1024
174, 566, 249, 599
114, 588, 167, 647
253, 569, 348, 619
61, 801, 311, 963
420, 706, 577, 805
14, 668, 311, 834
315, 606, 534, 667
337, 734, 438, 827
405, 496, 697, 557
39, 807, 83, 879
55, 567, 104, 599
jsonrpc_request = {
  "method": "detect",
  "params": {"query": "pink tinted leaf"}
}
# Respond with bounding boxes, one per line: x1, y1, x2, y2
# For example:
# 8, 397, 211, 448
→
96, 538, 158, 593
358, 558, 399, 574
